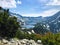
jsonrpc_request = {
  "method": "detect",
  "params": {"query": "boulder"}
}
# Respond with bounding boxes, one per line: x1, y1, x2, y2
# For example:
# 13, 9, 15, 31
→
29, 40, 35, 43
23, 39, 29, 42
37, 40, 42, 44
8, 42, 11, 45
31, 30, 35, 33
20, 40, 26, 44
2, 39, 8, 44
9, 39, 15, 43
0, 40, 1, 43
16, 40, 22, 45
29, 40, 36, 45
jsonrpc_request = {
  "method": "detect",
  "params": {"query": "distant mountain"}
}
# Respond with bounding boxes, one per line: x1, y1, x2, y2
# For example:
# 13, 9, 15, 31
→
45, 11, 60, 23
10, 12, 44, 28
46, 11, 60, 33
10, 12, 23, 18
0, 8, 60, 33
10, 11, 60, 33
1, 8, 60, 33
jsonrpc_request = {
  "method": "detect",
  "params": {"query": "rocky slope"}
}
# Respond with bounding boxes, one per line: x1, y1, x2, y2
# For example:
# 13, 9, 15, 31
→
0, 38, 42, 45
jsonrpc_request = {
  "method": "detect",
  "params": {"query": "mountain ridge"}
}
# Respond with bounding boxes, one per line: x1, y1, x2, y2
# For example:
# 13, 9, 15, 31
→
0, 8, 60, 33
11, 11, 60, 33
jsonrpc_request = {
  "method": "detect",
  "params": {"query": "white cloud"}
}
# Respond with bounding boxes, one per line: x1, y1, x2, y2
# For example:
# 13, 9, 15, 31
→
17, 1, 22, 4
46, 0, 60, 5
21, 9, 59, 17
0, 0, 16, 8
40, 9, 59, 17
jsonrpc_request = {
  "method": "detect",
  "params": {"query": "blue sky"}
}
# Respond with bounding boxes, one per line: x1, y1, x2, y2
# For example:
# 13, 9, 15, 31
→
0, 0, 60, 17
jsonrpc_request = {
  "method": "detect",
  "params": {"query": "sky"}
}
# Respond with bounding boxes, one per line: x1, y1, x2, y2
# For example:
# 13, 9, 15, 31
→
0, 0, 60, 17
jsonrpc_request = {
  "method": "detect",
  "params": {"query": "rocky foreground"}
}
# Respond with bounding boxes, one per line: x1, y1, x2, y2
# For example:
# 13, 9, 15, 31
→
0, 38, 43, 45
